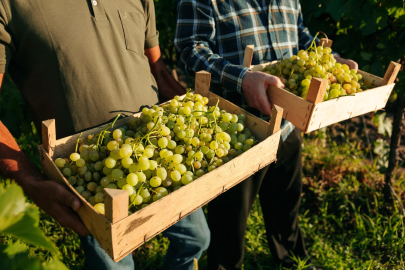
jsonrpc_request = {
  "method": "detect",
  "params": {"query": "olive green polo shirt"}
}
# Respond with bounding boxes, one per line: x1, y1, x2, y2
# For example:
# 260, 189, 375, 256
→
0, 0, 159, 139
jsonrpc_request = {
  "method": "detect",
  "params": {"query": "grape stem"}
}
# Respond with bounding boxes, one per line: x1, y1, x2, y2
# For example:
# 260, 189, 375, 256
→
96, 114, 121, 149
75, 133, 82, 153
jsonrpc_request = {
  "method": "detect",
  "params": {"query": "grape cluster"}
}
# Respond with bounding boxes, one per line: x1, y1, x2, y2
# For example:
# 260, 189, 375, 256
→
54, 93, 256, 215
262, 36, 374, 101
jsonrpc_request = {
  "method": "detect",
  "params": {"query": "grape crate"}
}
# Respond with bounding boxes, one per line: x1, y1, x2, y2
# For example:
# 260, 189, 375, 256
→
38, 71, 283, 262
242, 39, 401, 133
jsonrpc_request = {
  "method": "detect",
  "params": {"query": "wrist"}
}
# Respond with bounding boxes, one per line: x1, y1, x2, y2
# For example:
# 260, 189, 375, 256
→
16, 174, 45, 199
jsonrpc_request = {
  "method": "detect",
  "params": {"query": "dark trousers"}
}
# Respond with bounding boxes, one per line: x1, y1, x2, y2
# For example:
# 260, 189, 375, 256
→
207, 128, 307, 269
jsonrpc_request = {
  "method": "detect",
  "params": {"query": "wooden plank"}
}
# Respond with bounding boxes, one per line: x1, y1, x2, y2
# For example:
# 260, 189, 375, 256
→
319, 38, 333, 48
195, 71, 211, 97
266, 85, 313, 131
268, 105, 283, 136
242, 45, 254, 68
38, 145, 114, 257
110, 130, 280, 262
381, 61, 402, 85
42, 119, 56, 159
306, 84, 395, 133
104, 189, 129, 224
358, 70, 383, 87
306, 78, 328, 105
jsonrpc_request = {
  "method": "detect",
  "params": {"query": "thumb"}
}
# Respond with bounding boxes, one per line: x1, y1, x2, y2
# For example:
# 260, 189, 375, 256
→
266, 75, 285, 89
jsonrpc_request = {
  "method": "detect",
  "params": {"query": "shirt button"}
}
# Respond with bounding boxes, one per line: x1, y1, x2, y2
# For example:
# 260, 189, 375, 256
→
93, 0, 97, 5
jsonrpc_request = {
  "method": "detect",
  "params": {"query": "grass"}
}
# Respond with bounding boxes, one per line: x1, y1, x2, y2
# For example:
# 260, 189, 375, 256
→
1, 128, 405, 269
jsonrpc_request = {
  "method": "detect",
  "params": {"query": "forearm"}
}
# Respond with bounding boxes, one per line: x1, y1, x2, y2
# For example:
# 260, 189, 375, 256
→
0, 121, 44, 195
155, 64, 186, 101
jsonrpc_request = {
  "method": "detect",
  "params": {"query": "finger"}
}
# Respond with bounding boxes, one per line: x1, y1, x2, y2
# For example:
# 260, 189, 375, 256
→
257, 91, 272, 115
54, 182, 82, 212
58, 206, 90, 236
348, 60, 358, 71
265, 74, 285, 88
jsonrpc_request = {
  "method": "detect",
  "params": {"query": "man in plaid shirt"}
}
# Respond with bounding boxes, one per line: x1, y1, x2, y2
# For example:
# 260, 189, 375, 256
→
175, 0, 357, 269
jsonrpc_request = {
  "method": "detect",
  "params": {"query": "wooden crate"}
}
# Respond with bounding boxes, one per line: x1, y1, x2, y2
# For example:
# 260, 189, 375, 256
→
243, 42, 402, 133
38, 71, 283, 262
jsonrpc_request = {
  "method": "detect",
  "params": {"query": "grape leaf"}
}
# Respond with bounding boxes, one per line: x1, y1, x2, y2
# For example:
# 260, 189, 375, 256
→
325, 0, 346, 21
0, 184, 57, 253
360, 51, 373, 61
3, 240, 28, 257
376, 112, 393, 137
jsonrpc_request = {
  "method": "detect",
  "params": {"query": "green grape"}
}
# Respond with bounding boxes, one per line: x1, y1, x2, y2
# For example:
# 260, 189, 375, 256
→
95, 185, 104, 193
87, 182, 97, 192
119, 144, 133, 158
113, 129, 122, 140
112, 169, 124, 179
94, 192, 105, 203
181, 174, 193, 185
55, 158, 66, 168
105, 157, 116, 169
242, 144, 251, 151
150, 176, 162, 187
167, 140, 177, 149
100, 177, 110, 187
210, 141, 219, 150
175, 164, 187, 175
171, 170, 182, 182
94, 161, 103, 171
107, 140, 119, 151
117, 177, 127, 188
238, 134, 246, 143
156, 167, 167, 180
228, 123, 238, 133
106, 183, 117, 189
200, 146, 209, 154
195, 151, 204, 160
160, 126, 170, 136
158, 137, 168, 148
63, 167, 72, 177
136, 171, 146, 182
122, 184, 135, 195
126, 173, 138, 186
172, 154, 183, 164
121, 157, 133, 168
138, 159, 150, 170
89, 151, 99, 161
84, 171, 92, 181
330, 89, 340, 98
245, 139, 254, 145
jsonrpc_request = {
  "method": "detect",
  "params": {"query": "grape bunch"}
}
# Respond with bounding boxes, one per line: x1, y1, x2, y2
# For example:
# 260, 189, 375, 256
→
262, 34, 374, 101
54, 92, 256, 215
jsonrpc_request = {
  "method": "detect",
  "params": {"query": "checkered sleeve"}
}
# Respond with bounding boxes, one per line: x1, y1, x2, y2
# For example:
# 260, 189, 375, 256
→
175, 0, 249, 94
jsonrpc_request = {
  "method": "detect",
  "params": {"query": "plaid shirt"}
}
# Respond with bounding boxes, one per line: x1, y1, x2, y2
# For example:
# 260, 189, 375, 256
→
175, 0, 316, 141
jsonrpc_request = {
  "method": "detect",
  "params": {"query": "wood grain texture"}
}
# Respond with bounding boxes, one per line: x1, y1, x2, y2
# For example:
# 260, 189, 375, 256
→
195, 71, 211, 97
306, 78, 328, 105
266, 85, 313, 131
268, 105, 283, 136
42, 119, 56, 159
105, 189, 129, 224
381, 61, 402, 86
319, 38, 333, 48
38, 145, 114, 257
306, 84, 395, 133
242, 45, 255, 68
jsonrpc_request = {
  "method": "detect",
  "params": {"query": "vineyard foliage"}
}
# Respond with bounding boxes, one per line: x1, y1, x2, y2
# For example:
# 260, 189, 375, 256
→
300, 0, 405, 92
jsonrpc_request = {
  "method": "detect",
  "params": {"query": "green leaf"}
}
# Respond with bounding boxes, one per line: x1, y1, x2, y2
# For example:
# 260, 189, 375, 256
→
360, 51, 373, 61
376, 112, 393, 137
3, 240, 28, 257
0, 184, 57, 253
325, 0, 346, 21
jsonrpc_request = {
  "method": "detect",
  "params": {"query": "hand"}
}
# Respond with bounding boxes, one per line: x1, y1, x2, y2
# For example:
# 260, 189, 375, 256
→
334, 55, 358, 71
241, 71, 285, 115
26, 179, 90, 236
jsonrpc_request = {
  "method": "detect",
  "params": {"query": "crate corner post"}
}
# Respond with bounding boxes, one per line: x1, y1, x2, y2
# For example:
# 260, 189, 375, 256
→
195, 71, 211, 97
242, 45, 255, 68
104, 188, 129, 224
42, 119, 56, 158
268, 105, 283, 136
381, 61, 402, 86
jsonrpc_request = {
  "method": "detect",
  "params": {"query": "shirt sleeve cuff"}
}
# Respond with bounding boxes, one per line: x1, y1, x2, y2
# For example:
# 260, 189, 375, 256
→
145, 31, 159, 49
220, 64, 250, 94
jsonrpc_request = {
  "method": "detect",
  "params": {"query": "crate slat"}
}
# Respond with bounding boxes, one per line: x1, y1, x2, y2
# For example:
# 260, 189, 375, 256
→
39, 71, 283, 262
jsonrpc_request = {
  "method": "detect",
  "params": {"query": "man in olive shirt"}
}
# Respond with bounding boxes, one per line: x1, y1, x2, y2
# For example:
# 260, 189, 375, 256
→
0, 0, 209, 269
